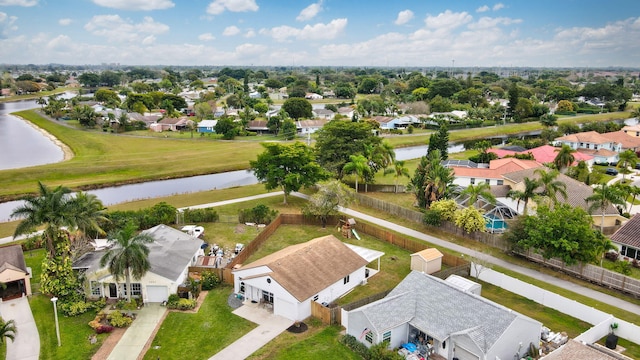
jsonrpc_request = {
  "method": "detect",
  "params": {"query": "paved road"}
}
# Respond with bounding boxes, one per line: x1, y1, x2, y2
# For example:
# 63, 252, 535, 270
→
0, 297, 39, 360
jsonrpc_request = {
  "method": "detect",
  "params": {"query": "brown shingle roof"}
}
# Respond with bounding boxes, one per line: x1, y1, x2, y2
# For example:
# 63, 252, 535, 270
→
611, 213, 640, 248
0, 244, 29, 274
502, 168, 618, 214
543, 340, 619, 360
236, 235, 368, 301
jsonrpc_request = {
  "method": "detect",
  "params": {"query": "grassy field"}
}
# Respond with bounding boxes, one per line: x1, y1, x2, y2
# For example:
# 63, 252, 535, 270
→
0, 109, 264, 199
142, 286, 256, 360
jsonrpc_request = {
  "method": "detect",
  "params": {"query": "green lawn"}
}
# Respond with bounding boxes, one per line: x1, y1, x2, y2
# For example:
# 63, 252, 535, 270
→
142, 286, 256, 360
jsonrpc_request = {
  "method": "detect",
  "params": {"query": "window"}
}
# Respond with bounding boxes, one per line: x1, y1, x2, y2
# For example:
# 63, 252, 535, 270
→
470, 178, 475, 184
90, 281, 101, 297
485, 179, 490, 184
122, 283, 141, 296
383, 331, 391, 343
497, 180, 503, 185
343, 275, 350, 284
365, 331, 374, 344
262, 290, 273, 304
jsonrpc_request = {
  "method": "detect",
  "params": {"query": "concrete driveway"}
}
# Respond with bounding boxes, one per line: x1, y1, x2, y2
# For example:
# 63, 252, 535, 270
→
0, 296, 39, 360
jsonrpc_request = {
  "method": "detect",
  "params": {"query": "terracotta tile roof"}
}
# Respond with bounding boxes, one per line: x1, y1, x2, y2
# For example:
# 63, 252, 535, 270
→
453, 158, 541, 179
623, 124, 640, 133
611, 214, 640, 248
489, 145, 594, 165
543, 340, 619, 360
555, 131, 615, 145
502, 168, 618, 214
600, 130, 640, 150
576, 148, 617, 157
235, 235, 368, 302
0, 244, 28, 274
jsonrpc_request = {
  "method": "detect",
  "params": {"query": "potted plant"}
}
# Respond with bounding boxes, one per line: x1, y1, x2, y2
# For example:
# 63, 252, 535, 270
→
605, 322, 619, 349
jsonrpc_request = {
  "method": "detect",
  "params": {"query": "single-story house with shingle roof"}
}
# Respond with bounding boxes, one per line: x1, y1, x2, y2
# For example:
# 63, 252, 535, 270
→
298, 119, 328, 135
197, 119, 218, 133
343, 271, 541, 360
312, 108, 335, 120
233, 235, 383, 322
73, 225, 204, 303
610, 213, 640, 261
0, 245, 31, 299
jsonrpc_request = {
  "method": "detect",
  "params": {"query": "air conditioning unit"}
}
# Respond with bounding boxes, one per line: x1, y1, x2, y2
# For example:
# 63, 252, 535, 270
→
361, 279, 368, 285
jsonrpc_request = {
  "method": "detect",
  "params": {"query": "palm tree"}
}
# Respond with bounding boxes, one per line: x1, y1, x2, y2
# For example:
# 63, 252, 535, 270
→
385, 160, 410, 193
553, 145, 576, 173
423, 152, 455, 208
343, 154, 371, 193
628, 185, 640, 214
36, 96, 47, 109
11, 182, 77, 257
461, 182, 496, 208
507, 177, 539, 215
68, 192, 108, 260
100, 223, 154, 304
534, 168, 567, 205
586, 183, 626, 233
617, 149, 638, 182
0, 317, 16, 345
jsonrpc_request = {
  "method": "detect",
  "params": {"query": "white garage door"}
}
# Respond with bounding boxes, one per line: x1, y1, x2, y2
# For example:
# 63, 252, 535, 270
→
453, 345, 480, 360
146, 285, 168, 303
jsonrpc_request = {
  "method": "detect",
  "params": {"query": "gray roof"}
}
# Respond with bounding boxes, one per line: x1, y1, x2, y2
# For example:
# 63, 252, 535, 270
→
442, 159, 478, 168
611, 214, 640, 248
352, 271, 527, 349
73, 224, 203, 282
0, 244, 28, 274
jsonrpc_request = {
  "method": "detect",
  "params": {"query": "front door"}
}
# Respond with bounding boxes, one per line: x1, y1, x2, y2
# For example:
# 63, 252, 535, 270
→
109, 283, 118, 298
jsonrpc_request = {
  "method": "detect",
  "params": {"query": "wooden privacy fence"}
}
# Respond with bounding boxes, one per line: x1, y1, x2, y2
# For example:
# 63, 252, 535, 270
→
189, 266, 234, 285
226, 215, 283, 269
311, 301, 341, 325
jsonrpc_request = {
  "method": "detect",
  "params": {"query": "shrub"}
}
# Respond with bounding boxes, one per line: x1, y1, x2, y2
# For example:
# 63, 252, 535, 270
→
107, 311, 133, 328
201, 270, 220, 290
340, 334, 369, 359
90, 298, 107, 311
238, 204, 278, 225
167, 298, 196, 310
115, 299, 138, 311
96, 325, 114, 334
429, 199, 457, 221
22, 235, 44, 251
454, 207, 487, 233
59, 300, 91, 317
183, 207, 219, 223
614, 260, 632, 276
423, 209, 442, 226
167, 294, 180, 308
406, 125, 414, 134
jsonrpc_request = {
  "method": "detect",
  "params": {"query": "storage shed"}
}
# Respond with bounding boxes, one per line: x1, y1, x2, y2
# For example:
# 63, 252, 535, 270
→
410, 248, 443, 274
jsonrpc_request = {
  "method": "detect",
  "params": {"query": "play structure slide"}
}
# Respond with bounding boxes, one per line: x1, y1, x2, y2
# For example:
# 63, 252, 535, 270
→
351, 229, 361, 240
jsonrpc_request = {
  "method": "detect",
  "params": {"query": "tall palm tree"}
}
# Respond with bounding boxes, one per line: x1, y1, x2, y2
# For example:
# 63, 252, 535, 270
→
11, 182, 77, 257
628, 185, 640, 214
586, 183, 626, 233
100, 223, 154, 304
617, 149, 638, 182
385, 160, 410, 193
0, 317, 16, 345
553, 144, 576, 173
343, 154, 371, 193
423, 152, 455, 208
534, 168, 567, 205
69, 192, 109, 260
461, 182, 496, 208
507, 177, 539, 215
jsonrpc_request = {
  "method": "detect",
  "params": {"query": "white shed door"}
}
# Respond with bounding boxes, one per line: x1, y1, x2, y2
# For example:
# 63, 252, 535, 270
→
146, 285, 168, 303
453, 345, 480, 360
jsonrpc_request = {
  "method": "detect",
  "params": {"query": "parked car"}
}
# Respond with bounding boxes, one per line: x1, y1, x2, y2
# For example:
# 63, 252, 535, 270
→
605, 168, 619, 175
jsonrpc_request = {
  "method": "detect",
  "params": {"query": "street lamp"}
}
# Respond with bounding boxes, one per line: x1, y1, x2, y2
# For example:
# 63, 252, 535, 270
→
51, 297, 61, 347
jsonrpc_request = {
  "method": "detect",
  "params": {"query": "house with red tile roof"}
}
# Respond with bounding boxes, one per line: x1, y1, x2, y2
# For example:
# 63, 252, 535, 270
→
489, 145, 595, 166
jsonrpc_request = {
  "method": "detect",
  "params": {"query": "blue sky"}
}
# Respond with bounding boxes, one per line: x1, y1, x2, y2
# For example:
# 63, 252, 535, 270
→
1, 0, 639, 67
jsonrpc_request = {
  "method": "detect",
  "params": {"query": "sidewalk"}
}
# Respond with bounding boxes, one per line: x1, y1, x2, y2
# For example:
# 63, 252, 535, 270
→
209, 302, 292, 360
0, 296, 39, 360
106, 303, 167, 360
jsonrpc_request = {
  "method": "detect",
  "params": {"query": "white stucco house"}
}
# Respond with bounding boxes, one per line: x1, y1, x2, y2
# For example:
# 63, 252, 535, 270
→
343, 271, 541, 360
553, 131, 621, 164
73, 224, 204, 303
232, 235, 384, 322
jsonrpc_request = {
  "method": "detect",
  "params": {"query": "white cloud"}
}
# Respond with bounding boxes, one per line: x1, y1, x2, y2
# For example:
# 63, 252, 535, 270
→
264, 18, 347, 42
467, 16, 522, 30
245, 29, 255, 38
46, 34, 73, 51
58, 18, 71, 26
0, 0, 37, 6
235, 43, 267, 56
223, 25, 240, 36
206, 0, 258, 15
84, 15, 169, 43
198, 32, 215, 41
296, 1, 322, 22
92, 0, 174, 11
425, 10, 472, 31
0, 11, 17, 37
394, 10, 414, 25
476, 5, 489, 13
493, 3, 505, 11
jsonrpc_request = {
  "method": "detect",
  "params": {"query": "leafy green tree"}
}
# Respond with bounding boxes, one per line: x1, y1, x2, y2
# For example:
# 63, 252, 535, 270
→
343, 154, 371, 193
282, 97, 312, 120
279, 119, 297, 140
429, 199, 458, 221
214, 117, 240, 140
557, 100, 575, 112
460, 182, 496, 208
100, 71, 121, 87
505, 204, 611, 265
100, 223, 154, 304
426, 123, 449, 160
78, 73, 100, 87
303, 180, 355, 227
553, 144, 576, 173
507, 81, 519, 119
411, 87, 429, 101
540, 113, 558, 127
334, 82, 356, 99
250, 142, 329, 204
0, 317, 16, 345
254, 102, 269, 115
314, 120, 381, 177
194, 102, 213, 120
454, 207, 486, 233
470, 140, 495, 164
586, 183, 626, 233
40, 232, 81, 300
566, 160, 591, 184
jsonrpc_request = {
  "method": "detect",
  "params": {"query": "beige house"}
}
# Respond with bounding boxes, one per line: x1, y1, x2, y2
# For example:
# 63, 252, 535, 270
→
622, 124, 640, 138
0, 245, 32, 299
410, 248, 443, 274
